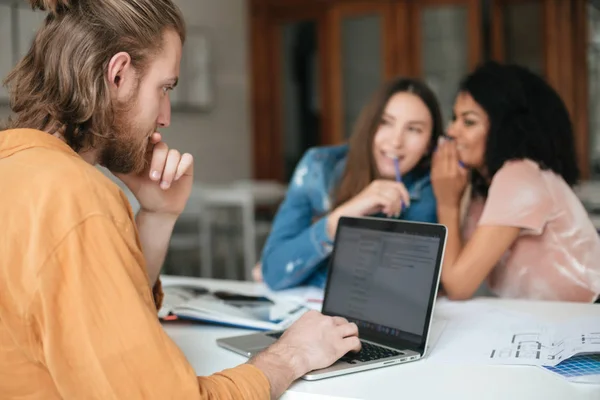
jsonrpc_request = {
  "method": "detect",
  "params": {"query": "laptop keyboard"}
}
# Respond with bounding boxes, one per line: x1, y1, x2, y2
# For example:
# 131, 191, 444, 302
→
340, 341, 403, 363
266, 331, 285, 339
266, 331, 403, 363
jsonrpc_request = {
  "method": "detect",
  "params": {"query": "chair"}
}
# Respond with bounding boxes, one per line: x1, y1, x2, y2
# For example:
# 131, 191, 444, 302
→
196, 180, 286, 280
97, 166, 287, 280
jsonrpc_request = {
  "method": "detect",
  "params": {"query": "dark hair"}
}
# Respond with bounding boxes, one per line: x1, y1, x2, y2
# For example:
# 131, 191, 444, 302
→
459, 61, 579, 196
332, 77, 444, 208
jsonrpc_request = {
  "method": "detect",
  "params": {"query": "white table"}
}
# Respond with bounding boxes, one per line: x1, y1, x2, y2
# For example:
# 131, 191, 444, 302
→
160, 276, 600, 400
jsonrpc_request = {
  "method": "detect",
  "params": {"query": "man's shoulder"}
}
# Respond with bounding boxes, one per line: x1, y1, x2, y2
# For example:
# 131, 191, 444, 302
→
4, 146, 132, 224
0, 146, 136, 298
44, 149, 122, 194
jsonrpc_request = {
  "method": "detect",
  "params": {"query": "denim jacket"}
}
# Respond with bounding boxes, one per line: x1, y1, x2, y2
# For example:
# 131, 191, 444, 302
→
261, 144, 438, 290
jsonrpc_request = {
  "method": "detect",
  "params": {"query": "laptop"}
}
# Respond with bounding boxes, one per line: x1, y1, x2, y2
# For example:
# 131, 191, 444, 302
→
217, 216, 447, 380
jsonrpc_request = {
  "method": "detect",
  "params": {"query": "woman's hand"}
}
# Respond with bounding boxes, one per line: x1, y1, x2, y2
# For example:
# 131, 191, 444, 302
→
431, 138, 468, 210
326, 180, 410, 238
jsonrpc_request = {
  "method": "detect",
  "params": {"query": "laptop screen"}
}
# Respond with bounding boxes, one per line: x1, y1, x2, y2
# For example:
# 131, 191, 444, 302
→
321, 217, 446, 354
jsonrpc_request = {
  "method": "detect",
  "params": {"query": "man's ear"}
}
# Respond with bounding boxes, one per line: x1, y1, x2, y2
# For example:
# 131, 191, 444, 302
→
107, 52, 133, 91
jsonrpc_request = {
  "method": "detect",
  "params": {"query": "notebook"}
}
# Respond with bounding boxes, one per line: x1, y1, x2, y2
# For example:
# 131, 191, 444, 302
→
159, 285, 308, 330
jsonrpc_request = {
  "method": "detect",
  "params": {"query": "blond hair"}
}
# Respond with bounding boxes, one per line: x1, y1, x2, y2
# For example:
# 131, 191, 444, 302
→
2, 0, 186, 152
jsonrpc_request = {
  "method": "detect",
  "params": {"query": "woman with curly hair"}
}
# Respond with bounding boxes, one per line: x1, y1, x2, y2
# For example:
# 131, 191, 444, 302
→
433, 61, 600, 303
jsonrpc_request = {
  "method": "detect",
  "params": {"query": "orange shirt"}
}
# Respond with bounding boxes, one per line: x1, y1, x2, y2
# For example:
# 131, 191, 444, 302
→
0, 129, 270, 399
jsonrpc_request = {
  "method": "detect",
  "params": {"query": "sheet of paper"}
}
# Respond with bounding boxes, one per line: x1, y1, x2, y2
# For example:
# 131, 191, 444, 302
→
269, 286, 325, 311
486, 322, 559, 365
159, 286, 209, 318
485, 316, 600, 366
428, 301, 542, 364
430, 300, 600, 367
546, 317, 600, 365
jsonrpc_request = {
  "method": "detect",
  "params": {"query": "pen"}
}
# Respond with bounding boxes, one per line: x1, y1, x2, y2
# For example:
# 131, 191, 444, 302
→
393, 157, 405, 213
393, 156, 402, 183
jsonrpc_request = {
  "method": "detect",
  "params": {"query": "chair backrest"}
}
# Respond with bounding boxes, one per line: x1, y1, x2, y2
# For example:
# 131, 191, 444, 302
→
231, 180, 287, 206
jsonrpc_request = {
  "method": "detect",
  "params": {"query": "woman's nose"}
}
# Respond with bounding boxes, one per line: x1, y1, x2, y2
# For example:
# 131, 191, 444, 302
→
391, 130, 404, 148
446, 120, 458, 139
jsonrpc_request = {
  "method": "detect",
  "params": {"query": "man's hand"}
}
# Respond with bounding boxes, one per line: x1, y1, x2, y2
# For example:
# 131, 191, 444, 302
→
277, 310, 361, 375
116, 132, 194, 217
249, 311, 361, 398
114, 133, 194, 284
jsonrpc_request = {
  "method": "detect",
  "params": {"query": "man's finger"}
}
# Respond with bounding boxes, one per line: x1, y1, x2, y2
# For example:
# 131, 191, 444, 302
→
341, 336, 362, 354
332, 316, 349, 326
160, 149, 181, 189
149, 142, 169, 181
174, 153, 194, 181
150, 132, 162, 144
337, 322, 359, 338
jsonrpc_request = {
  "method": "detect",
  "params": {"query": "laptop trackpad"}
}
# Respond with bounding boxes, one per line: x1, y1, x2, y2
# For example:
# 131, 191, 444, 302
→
231, 334, 276, 353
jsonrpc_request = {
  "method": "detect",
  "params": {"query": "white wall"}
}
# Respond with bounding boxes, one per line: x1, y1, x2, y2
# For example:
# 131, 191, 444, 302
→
0, 0, 252, 184
166, 0, 251, 183
0, 106, 9, 121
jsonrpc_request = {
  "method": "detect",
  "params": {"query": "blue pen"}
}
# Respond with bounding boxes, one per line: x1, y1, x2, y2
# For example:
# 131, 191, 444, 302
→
393, 157, 405, 213
393, 157, 402, 183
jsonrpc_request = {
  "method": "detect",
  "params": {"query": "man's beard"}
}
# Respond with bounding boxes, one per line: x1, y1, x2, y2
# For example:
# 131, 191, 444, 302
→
99, 102, 153, 175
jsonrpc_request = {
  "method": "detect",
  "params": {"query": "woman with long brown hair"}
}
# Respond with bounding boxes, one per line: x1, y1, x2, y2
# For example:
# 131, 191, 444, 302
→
260, 77, 444, 290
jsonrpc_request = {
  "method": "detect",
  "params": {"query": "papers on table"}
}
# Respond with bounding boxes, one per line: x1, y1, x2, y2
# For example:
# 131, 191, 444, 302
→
268, 286, 325, 311
160, 284, 308, 330
429, 299, 600, 368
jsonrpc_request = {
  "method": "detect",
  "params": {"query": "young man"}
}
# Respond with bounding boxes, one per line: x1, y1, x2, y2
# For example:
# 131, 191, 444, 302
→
0, 1, 360, 398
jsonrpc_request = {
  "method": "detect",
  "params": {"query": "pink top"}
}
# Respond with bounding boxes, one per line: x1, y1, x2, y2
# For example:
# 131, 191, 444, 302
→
463, 160, 600, 302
